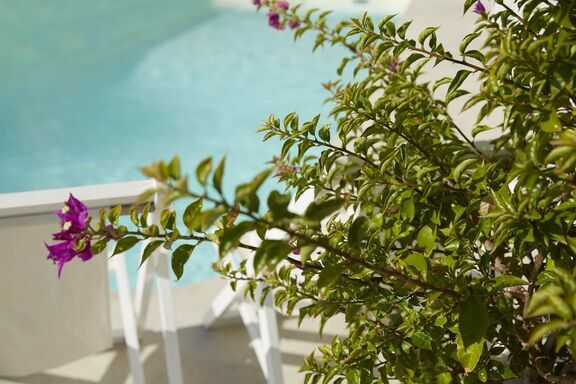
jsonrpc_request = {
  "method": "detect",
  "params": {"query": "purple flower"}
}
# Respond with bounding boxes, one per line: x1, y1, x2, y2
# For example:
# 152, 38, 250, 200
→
277, 0, 289, 10
267, 12, 284, 30
55, 194, 88, 233
275, 165, 287, 175
276, 164, 296, 176
389, 60, 401, 73
473, 1, 486, 15
252, 0, 261, 5
292, 249, 300, 255
288, 20, 300, 29
46, 194, 93, 277
46, 237, 92, 277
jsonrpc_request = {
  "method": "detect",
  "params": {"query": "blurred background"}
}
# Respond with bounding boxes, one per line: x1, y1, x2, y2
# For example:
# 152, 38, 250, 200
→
0, 0, 408, 286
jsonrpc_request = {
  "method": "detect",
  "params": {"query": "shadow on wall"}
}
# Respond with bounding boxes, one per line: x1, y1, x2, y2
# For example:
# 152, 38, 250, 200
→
0, 0, 214, 106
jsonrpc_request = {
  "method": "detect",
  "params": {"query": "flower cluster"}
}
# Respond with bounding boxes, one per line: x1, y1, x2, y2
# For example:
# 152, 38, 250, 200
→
473, 0, 486, 15
275, 164, 296, 176
45, 194, 93, 277
257, 0, 300, 31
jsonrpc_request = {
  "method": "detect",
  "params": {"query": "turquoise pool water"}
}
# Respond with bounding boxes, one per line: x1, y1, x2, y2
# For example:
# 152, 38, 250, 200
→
0, 3, 381, 287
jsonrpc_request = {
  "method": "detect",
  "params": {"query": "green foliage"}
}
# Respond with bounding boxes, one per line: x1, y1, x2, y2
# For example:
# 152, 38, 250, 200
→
82, 1, 576, 382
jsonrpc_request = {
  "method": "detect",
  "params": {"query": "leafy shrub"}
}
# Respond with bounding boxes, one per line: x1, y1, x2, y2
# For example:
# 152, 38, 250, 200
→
47, 0, 576, 382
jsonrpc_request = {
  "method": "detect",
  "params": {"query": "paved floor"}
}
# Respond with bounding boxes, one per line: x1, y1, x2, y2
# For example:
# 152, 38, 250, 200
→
0, 278, 346, 384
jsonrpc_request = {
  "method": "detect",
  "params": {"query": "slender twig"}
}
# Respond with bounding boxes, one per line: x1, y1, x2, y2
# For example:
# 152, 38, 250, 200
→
497, 2, 538, 37
298, 135, 426, 196
409, 46, 486, 73
161, 182, 461, 298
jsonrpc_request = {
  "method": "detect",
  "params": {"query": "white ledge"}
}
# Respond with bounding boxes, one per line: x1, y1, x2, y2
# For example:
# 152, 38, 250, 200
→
0, 179, 156, 218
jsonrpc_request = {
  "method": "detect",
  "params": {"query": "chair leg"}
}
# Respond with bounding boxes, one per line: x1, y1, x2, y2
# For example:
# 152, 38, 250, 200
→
257, 286, 283, 384
110, 253, 146, 384
154, 251, 184, 384
135, 241, 155, 330
203, 281, 247, 329
238, 300, 269, 376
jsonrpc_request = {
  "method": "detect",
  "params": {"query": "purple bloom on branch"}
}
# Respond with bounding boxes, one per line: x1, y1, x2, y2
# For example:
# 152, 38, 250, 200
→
55, 194, 88, 233
46, 194, 93, 277
46, 236, 92, 277
389, 60, 401, 73
288, 20, 300, 29
252, 0, 261, 5
473, 1, 486, 15
278, 0, 289, 10
267, 12, 284, 30
276, 164, 297, 176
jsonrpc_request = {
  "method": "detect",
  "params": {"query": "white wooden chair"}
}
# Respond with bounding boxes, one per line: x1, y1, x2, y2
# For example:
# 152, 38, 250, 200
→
0, 180, 182, 384
203, 189, 315, 384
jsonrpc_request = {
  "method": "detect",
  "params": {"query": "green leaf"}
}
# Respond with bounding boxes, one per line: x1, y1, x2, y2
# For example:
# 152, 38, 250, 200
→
268, 190, 292, 218
411, 331, 433, 350
528, 320, 567, 345
404, 253, 427, 276
478, 367, 488, 383
172, 244, 195, 280
160, 209, 176, 230
182, 199, 204, 232
459, 32, 481, 54
403, 53, 425, 68
436, 373, 452, 384
253, 240, 292, 274
548, 295, 574, 320
447, 70, 472, 97
345, 369, 361, 384
317, 264, 343, 288
140, 202, 151, 227
463, 0, 477, 13
459, 296, 489, 347
492, 275, 528, 291
402, 197, 415, 221
201, 205, 227, 232
219, 221, 256, 257
196, 157, 213, 186
471, 125, 493, 137
108, 205, 122, 226
139, 240, 164, 268
169, 155, 181, 179
129, 207, 139, 227
525, 285, 564, 318
318, 125, 331, 142
91, 238, 108, 255
545, 145, 574, 163
416, 225, 435, 252
305, 198, 344, 221
249, 168, 272, 192
235, 169, 272, 212
112, 236, 139, 256
418, 26, 439, 45
299, 244, 317, 264
542, 111, 561, 133
348, 216, 368, 249
213, 156, 226, 193
452, 158, 476, 182
457, 336, 484, 372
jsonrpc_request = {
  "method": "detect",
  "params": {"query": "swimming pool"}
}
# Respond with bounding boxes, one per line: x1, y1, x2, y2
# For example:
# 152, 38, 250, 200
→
0, 2, 394, 287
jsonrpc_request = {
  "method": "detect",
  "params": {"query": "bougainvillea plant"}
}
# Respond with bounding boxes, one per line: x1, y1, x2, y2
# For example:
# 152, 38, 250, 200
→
46, 0, 576, 382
